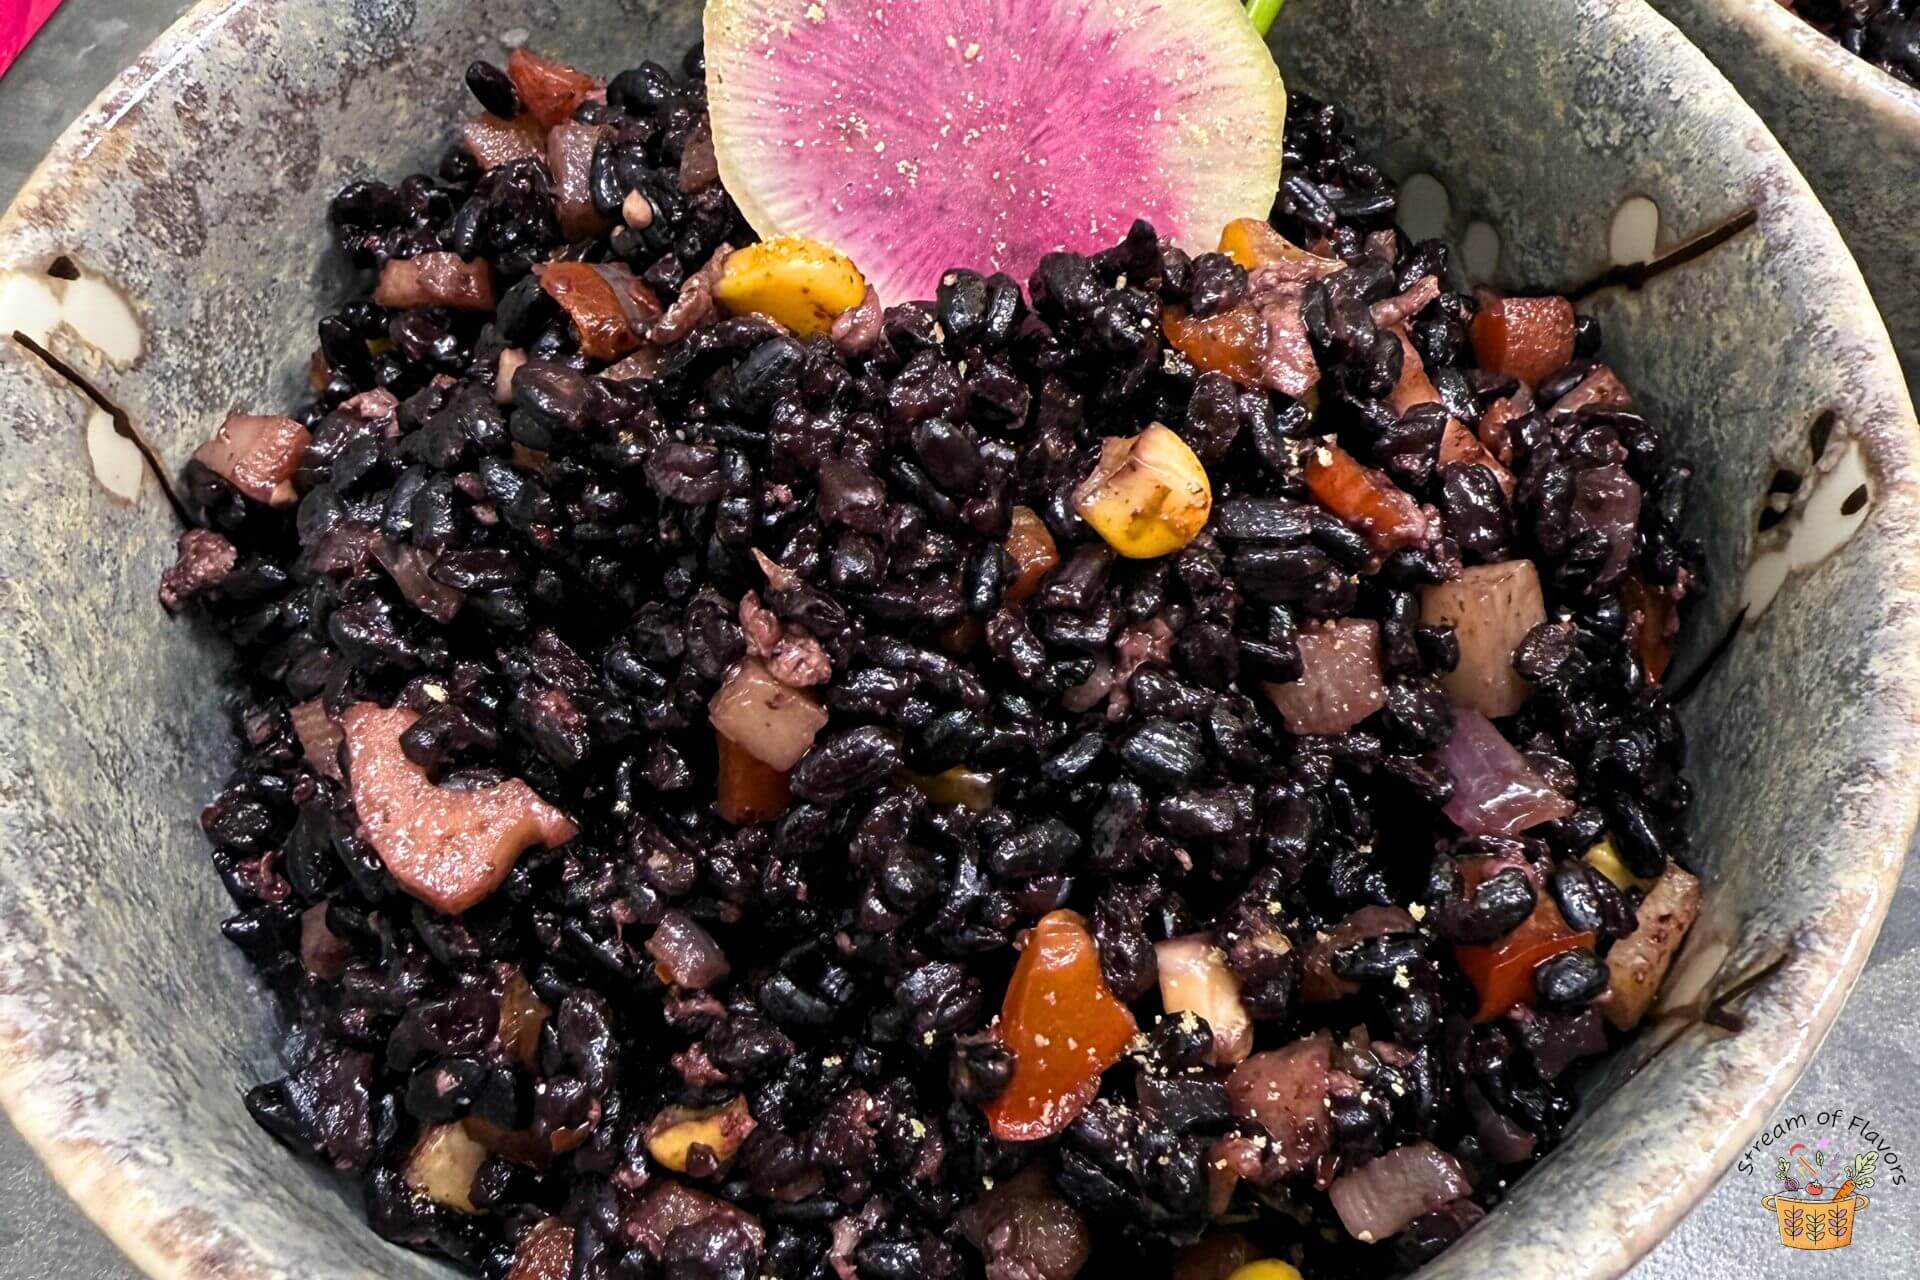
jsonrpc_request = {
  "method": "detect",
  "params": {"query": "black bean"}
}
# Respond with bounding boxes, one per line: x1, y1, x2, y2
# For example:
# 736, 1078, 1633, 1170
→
1534, 949, 1609, 1007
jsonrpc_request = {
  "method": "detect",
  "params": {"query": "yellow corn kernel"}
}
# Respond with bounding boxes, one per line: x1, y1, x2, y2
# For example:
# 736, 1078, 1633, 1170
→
645, 1096, 756, 1173
403, 1123, 488, 1213
1584, 836, 1654, 891
904, 766, 997, 812
1071, 423, 1212, 559
1225, 1262, 1305, 1280
714, 236, 867, 337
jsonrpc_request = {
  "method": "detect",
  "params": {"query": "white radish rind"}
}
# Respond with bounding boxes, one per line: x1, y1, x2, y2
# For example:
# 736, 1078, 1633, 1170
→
705, 0, 1287, 304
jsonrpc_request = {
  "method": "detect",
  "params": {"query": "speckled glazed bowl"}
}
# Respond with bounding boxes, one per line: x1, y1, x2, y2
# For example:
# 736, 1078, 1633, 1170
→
0, 0, 1916, 1276
1652, 0, 1920, 385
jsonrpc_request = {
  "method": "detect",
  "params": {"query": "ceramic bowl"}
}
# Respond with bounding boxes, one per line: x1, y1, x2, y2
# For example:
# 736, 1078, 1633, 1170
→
1651, 0, 1920, 385
1, 0, 1917, 1276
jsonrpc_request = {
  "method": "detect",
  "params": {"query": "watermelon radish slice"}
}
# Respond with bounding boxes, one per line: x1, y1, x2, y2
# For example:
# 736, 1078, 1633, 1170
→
704, 0, 1287, 305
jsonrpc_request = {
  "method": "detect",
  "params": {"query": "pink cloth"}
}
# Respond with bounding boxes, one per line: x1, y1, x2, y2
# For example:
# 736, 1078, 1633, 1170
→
0, 0, 65, 79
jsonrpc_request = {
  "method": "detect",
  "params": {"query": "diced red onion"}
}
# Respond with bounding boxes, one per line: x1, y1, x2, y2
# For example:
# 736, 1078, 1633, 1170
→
1257, 285, 1320, 398
291, 698, 344, 781
494, 347, 528, 403
1572, 464, 1641, 587
709, 657, 829, 771
461, 112, 546, 171
1369, 275, 1440, 329
1262, 618, 1386, 736
1062, 652, 1115, 713
300, 902, 351, 978
831, 286, 885, 356
649, 244, 732, 346
1328, 1141, 1473, 1242
548, 122, 611, 241
601, 347, 663, 382
1301, 906, 1417, 1002
678, 120, 720, 193
645, 910, 731, 988
1225, 1032, 1333, 1176
1551, 365, 1632, 415
958, 1166, 1092, 1280
622, 1180, 764, 1255
829, 1200, 889, 1280
373, 538, 465, 624
1155, 935, 1252, 1064
1462, 1081, 1535, 1165
340, 387, 400, 423
374, 252, 498, 312
192, 413, 310, 506
1438, 710, 1576, 836
1420, 560, 1546, 719
1365, 229, 1399, 264
1438, 417, 1514, 495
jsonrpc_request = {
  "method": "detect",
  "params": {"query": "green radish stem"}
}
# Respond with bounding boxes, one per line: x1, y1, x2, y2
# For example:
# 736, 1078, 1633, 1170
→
1246, 0, 1284, 37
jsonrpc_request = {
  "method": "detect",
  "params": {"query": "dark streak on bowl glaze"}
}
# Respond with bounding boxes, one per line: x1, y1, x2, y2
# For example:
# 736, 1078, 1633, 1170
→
0, 1, 1915, 1278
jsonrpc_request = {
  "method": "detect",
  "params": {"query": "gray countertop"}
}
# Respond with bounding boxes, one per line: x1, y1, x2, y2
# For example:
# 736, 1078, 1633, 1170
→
2, 2, 1915, 1276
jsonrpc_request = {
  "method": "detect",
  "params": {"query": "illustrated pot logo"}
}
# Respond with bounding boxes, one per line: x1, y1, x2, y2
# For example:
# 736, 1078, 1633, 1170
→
1758, 1143, 1879, 1251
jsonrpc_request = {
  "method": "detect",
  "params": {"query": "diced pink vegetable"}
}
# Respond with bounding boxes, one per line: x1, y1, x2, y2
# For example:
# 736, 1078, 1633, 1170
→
1386, 326, 1441, 415
708, 657, 829, 771
374, 253, 498, 311
958, 1164, 1092, 1280
1300, 906, 1417, 1002
1462, 1081, 1535, 1165
1438, 418, 1514, 496
1155, 936, 1252, 1065
300, 902, 351, 978
623, 1180, 764, 1256
290, 698, 344, 781
1572, 464, 1642, 587
373, 538, 465, 624
548, 123, 612, 240
462, 112, 547, 171
342, 704, 578, 914
1550, 365, 1632, 416
646, 910, 732, 988
1262, 619, 1386, 736
1225, 1032, 1332, 1176
1438, 710, 1576, 836
1476, 388, 1532, 465
1420, 561, 1546, 718
1328, 1142, 1472, 1242
1602, 865, 1701, 1030
495, 347, 528, 402
192, 413, 310, 506
1369, 275, 1440, 329
678, 120, 719, 193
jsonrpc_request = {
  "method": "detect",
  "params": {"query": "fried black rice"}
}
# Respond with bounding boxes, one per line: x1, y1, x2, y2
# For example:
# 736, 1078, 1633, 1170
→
162, 43, 1703, 1280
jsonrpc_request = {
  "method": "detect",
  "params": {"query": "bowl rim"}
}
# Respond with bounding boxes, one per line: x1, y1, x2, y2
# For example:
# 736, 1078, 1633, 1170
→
1715, 0, 1920, 116
0, 0, 1916, 1278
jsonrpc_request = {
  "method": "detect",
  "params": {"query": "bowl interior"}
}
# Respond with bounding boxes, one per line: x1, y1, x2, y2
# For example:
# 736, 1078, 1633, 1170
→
0, 1, 1917, 1278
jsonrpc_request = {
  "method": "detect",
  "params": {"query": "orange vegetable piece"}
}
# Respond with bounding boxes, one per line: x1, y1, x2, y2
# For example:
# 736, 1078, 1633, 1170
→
507, 1218, 577, 1280
1217, 218, 1339, 276
1452, 855, 1595, 1021
715, 731, 792, 824
1303, 442, 1429, 553
462, 112, 548, 171
1004, 505, 1061, 603
1622, 573, 1676, 682
341, 704, 578, 914
1164, 304, 1265, 386
535, 261, 661, 361
1438, 418, 1515, 496
507, 47, 603, 129
982, 910, 1138, 1141
1470, 295, 1576, 387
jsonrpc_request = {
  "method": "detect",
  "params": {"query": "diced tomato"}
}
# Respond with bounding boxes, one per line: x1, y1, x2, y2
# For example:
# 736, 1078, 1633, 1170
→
1164, 304, 1265, 386
535, 261, 661, 360
1004, 505, 1061, 603
1453, 855, 1594, 1021
1386, 325, 1440, 414
1470, 295, 1576, 387
462, 112, 547, 171
1303, 442, 1429, 553
1438, 418, 1515, 496
715, 731, 792, 824
506, 1218, 576, 1280
982, 910, 1138, 1141
1622, 573, 1675, 681
506, 47, 603, 129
